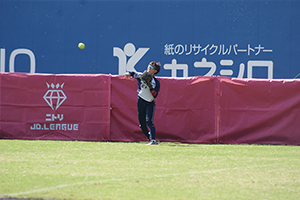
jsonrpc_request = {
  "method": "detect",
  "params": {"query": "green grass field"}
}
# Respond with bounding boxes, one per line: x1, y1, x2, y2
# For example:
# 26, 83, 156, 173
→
0, 140, 299, 200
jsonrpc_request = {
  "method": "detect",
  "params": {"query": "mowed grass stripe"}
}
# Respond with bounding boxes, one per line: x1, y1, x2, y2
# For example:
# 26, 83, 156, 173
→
0, 140, 299, 200
4, 161, 292, 197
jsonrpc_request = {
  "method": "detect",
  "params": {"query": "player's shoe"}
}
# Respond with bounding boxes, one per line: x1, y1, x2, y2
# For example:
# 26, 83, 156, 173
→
146, 140, 158, 145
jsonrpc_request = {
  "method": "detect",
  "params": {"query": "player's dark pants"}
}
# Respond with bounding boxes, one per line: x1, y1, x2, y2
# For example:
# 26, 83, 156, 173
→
137, 97, 156, 141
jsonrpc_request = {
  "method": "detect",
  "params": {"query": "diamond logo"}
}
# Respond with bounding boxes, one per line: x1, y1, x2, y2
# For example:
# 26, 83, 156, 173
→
43, 82, 67, 110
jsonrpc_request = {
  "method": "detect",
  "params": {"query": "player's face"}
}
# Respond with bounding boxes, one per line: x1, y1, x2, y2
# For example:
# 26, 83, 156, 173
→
147, 64, 157, 74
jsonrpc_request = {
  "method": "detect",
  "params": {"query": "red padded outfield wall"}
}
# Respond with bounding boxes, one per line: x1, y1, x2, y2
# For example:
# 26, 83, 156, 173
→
0, 73, 111, 141
0, 73, 300, 145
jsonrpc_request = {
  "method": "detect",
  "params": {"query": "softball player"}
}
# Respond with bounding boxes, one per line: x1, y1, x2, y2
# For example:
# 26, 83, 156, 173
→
125, 61, 161, 145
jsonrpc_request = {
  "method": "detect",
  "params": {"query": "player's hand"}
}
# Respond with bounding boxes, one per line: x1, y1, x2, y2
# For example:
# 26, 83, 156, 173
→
139, 71, 153, 89
125, 72, 131, 79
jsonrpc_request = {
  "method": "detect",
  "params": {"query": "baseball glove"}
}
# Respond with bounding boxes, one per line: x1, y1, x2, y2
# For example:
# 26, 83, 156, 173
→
139, 70, 153, 89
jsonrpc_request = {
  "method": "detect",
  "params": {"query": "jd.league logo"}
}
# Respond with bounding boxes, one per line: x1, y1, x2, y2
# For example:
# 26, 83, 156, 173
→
43, 82, 67, 110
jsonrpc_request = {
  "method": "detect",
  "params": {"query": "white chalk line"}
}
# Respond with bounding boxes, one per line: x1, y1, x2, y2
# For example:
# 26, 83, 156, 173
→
1, 162, 291, 197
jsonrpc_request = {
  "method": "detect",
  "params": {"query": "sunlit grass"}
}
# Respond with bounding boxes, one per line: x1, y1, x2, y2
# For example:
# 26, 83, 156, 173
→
0, 140, 299, 199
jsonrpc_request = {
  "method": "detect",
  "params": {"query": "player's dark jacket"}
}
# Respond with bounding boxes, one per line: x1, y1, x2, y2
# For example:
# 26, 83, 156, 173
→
129, 71, 160, 102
